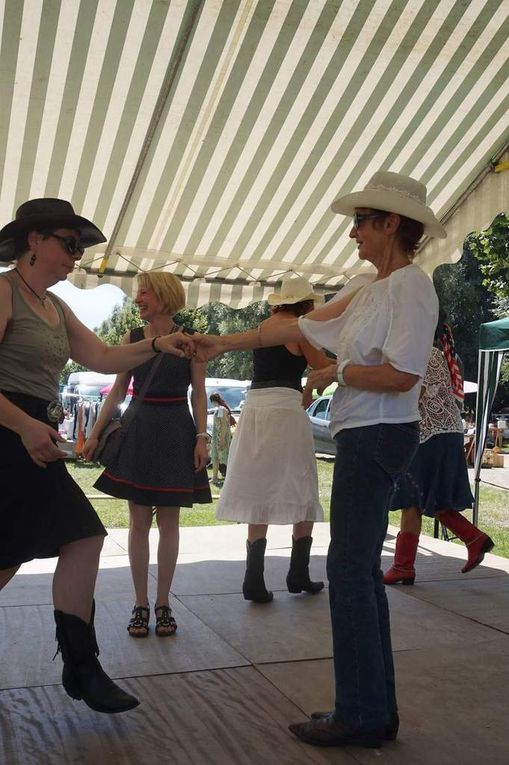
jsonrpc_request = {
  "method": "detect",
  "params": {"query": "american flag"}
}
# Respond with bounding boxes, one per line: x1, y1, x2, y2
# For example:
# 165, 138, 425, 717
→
442, 323, 464, 405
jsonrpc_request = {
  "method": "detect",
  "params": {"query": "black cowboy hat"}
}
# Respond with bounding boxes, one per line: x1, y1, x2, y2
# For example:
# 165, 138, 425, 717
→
0, 198, 106, 262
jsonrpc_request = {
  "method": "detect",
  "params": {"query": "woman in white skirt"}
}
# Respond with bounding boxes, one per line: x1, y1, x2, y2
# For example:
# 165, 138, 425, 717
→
217, 275, 332, 602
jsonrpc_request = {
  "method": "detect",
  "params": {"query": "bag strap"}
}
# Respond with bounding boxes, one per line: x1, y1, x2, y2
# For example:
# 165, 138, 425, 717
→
119, 351, 164, 432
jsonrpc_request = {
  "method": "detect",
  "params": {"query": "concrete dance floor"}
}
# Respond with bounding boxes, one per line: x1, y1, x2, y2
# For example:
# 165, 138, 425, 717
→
1, 522, 508, 765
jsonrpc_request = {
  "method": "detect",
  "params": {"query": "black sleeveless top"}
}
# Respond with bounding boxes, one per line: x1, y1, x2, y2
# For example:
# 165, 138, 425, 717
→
129, 325, 193, 398
251, 345, 307, 392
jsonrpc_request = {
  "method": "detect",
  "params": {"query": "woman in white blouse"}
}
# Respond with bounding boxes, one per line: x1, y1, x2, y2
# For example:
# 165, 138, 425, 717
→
194, 171, 443, 749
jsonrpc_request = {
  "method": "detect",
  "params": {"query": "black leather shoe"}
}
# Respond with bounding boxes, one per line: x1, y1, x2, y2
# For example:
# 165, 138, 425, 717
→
288, 716, 384, 748
310, 709, 399, 741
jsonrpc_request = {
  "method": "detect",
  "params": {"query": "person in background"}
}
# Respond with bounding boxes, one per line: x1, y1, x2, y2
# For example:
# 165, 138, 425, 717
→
83, 272, 211, 638
193, 171, 442, 748
214, 275, 332, 603
0, 199, 193, 714
384, 316, 494, 585
209, 392, 235, 485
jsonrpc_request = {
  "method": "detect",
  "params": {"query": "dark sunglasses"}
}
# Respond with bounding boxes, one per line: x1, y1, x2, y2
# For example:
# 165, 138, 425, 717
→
352, 213, 385, 229
48, 232, 85, 257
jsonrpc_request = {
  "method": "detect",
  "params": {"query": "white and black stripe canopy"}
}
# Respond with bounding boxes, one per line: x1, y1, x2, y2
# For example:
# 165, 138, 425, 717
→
1, 0, 508, 306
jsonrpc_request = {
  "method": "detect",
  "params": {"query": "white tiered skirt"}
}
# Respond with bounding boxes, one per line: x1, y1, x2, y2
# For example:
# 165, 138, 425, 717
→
216, 388, 324, 525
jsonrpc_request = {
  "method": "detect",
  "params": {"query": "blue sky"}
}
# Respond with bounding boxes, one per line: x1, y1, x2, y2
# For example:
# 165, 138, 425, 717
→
50, 279, 126, 330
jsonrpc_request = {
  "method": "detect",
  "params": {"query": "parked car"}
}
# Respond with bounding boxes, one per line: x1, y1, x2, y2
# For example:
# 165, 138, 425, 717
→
205, 378, 250, 434
306, 395, 335, 455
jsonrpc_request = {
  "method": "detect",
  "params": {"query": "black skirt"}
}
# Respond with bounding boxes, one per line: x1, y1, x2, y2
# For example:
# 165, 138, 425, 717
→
94, 399, 212, 507
389, 432, 474, 517
0, 392, 106, 569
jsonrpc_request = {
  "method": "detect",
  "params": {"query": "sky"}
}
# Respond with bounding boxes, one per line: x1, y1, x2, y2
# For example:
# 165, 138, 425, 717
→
0, 267, 125, 329
49, 279, 126, 329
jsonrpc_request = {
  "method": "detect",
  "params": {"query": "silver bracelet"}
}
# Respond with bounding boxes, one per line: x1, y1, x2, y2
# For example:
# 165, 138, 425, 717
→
337, 358, 351, 387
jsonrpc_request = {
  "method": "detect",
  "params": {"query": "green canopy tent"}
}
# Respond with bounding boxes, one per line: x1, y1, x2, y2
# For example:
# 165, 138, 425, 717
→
473, 317, 509, 524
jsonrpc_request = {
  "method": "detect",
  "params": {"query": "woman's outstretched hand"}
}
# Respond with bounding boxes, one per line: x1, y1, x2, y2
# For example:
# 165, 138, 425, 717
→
157, 331, 195, 358
306, 364, 339, 395
192, 334, 224, 362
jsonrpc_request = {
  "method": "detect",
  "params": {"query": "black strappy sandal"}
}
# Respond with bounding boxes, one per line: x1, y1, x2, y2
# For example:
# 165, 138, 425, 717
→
127, 605, 150, 638
154, 605, 177, 637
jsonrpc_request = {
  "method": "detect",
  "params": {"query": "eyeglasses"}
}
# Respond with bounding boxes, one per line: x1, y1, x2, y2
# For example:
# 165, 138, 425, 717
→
352, 213, 385, 230
48, 232, 85, 257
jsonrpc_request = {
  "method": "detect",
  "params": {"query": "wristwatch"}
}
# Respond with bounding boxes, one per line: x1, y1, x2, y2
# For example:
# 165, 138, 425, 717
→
337, 359, 351, 387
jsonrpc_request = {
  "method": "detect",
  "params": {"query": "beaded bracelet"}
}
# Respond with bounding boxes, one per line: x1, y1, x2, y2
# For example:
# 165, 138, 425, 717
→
151, 335, 162, 353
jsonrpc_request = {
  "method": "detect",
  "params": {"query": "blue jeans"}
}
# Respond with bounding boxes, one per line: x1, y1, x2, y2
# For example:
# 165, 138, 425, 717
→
328, 422, 419, 729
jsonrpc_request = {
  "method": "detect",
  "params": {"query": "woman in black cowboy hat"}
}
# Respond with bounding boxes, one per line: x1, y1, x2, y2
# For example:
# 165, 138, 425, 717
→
0, 198, 193, 714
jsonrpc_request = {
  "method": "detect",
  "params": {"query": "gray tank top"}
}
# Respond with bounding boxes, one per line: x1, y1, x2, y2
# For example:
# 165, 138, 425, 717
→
0, 271, 70, 401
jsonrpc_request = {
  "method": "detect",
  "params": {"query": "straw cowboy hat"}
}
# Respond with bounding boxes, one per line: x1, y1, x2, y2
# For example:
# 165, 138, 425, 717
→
267, 274, 324, 306
0, 198, 106, 262
331, 170, 446, 239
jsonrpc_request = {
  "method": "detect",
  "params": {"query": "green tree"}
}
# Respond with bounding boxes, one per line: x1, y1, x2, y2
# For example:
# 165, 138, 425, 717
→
175, 307, 208, 334
433, 244, 496, 385
466, 213, 509, 299
434, 214, 509, 410
467, 213, 509, 409
60, 359, 86, 385
195, 301, 271, 378
60, 296, 137, 384
95, 296, 140, 344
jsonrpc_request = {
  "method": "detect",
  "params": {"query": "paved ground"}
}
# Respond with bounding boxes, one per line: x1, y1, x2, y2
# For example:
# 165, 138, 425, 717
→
1, 520, 509, 765
470, 463, 509, 491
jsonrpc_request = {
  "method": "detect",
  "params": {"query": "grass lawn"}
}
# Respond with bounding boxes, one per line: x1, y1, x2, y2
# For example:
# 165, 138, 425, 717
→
68, 457, 509, 558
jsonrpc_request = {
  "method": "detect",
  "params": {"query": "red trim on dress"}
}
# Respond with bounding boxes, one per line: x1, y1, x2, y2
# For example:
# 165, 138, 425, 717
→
131, 395, 187, 402
102, 472, 210, 492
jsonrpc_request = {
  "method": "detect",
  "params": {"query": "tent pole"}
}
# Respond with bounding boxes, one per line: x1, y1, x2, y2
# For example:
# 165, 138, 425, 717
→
473, 477, 481, 526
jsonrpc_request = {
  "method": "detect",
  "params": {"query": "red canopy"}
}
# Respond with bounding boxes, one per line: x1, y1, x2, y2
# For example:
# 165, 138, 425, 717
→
100, 381, 134, 396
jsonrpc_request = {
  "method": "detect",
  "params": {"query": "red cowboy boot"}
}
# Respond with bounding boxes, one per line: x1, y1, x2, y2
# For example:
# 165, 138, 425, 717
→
437, 511, 494, 573
383, 532, 419, 585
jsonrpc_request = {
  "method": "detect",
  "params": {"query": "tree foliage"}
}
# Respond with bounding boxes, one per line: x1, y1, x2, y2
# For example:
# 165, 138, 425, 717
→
467, 213, 509, 407
433, 245, 496, 385
60, 296, 137, 383
466, 213, 509, 299
433, 213, 509, 411
95, 297, 140, 344
192, 301, 271, 379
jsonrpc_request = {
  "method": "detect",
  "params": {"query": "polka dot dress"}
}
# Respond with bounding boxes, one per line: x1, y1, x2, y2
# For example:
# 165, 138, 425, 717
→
95, 327, 211, 507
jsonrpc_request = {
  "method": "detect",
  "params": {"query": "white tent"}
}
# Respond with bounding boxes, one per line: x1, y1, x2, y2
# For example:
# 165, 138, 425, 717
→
0, 0, 508, 304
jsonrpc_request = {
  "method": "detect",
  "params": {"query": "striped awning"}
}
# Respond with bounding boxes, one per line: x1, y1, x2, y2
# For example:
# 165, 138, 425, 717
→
1, 0, 508, 306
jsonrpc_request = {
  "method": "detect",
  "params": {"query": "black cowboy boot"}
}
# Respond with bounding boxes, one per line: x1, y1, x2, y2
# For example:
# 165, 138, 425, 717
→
242, 538, 273, 603
286, 536, 324, 594
54, 609, 139, 714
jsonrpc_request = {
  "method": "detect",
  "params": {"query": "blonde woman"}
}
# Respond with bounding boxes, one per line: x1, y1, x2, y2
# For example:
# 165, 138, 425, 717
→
84, 272, 211, 637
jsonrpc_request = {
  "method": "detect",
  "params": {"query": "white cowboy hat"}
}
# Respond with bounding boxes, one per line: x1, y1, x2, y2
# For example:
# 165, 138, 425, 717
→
267, 274, 324, 306
330, 170, 446, 239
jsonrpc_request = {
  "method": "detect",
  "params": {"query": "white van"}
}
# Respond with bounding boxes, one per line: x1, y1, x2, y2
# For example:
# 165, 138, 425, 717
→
65, 371, 116, 403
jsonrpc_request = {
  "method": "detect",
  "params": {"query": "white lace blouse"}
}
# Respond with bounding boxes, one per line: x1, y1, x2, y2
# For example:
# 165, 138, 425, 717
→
419, 347, 464, 444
